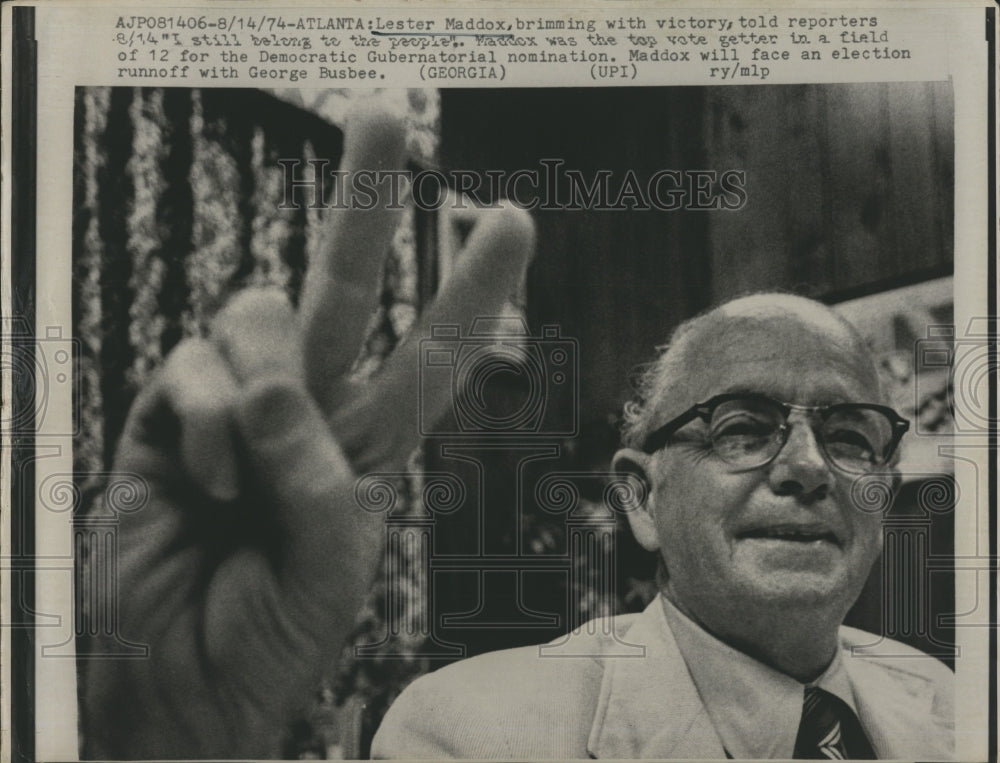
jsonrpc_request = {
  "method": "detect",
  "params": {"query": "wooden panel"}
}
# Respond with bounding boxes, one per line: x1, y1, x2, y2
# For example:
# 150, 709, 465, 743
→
704, 82, 954, 301
707, 85, 832, 300
781, 85, 831, 292
820, 83, 893, 289
929, 80, 956, 268
707, 87, 787, 299
886, 83, 940, 272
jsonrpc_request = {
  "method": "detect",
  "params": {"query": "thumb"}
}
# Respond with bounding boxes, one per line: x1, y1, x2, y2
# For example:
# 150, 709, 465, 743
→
234, 377, 384, 629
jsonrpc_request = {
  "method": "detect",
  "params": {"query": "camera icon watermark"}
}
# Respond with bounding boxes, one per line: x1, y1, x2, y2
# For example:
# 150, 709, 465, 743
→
3, 317, 81, 436
914, 319, 994, 436
419, 317, 578, 437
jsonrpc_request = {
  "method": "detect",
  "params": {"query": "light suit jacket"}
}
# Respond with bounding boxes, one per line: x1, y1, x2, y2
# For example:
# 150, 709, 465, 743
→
371, 598, 954, 759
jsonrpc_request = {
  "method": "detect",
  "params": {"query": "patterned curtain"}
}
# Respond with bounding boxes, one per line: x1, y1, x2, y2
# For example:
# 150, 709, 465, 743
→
72, 86, 439, 758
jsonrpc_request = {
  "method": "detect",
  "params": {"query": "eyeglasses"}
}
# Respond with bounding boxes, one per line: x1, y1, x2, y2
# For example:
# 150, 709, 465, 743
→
641, 393, 910, 473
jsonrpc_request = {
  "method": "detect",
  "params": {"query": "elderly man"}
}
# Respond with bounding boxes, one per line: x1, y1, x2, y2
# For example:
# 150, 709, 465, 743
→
371, 293, 954, 760
82, 102, 951, 759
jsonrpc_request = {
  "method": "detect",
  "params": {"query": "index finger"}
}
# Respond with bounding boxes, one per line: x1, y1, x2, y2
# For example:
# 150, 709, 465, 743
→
299, 99, 408, 413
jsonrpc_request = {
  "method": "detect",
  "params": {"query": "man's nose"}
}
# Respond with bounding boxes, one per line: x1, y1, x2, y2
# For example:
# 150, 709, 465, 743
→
767, 420, 832, 499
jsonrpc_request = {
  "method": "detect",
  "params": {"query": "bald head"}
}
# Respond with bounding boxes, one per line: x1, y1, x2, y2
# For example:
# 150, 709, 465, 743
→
621, 293, 883, 449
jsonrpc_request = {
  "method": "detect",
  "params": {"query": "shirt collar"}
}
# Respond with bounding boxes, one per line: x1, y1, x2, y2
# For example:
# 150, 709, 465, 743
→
660, 595, 858, 760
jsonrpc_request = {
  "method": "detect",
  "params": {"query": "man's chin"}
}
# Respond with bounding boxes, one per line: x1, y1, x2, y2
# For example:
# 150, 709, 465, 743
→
731, 560, 859, 610
731, 534, 880, 605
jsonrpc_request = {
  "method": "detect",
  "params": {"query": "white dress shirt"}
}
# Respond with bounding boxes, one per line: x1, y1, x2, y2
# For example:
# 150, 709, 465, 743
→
661, 595, 873, 759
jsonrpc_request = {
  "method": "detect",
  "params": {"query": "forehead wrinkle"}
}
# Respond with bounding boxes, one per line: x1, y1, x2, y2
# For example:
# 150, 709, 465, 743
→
697, 304, 874, 374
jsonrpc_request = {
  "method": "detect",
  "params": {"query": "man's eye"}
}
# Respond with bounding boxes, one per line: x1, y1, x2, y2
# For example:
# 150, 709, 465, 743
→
713, 415, 773, 438
824, 428, 877, 461
711, 416, 776, 459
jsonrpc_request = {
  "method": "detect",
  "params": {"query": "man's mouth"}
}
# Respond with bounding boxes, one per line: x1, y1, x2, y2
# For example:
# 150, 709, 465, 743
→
737, 525, 841, 546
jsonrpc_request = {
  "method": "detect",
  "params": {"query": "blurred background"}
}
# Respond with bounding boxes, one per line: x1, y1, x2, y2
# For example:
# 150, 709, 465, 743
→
72, 83, 955, 758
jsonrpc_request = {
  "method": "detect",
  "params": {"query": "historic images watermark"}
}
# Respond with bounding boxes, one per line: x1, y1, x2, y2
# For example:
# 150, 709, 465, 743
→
278, 158, 748, 212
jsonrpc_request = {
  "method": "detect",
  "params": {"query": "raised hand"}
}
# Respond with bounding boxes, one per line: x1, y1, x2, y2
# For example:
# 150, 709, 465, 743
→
82, 100, 535, 759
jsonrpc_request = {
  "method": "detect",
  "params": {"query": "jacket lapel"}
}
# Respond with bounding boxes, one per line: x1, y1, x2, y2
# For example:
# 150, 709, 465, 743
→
844, 650, 954, 760
586, 600, 952, 760
587, 600, 726, 759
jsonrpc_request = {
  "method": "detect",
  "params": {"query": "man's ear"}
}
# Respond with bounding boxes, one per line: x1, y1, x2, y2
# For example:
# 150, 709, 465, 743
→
612, 448, 660, 553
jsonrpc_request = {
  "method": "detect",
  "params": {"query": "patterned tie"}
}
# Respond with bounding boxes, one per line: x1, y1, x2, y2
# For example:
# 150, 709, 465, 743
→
793, 687, 877, 759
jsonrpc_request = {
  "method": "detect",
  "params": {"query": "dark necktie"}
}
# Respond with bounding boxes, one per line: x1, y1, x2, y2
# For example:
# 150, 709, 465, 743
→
793, 687, 877, 759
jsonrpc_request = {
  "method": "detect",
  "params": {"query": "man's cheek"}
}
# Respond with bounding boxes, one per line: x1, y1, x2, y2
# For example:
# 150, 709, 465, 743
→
851, 501, 885, 546
861, 519, 884, 563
